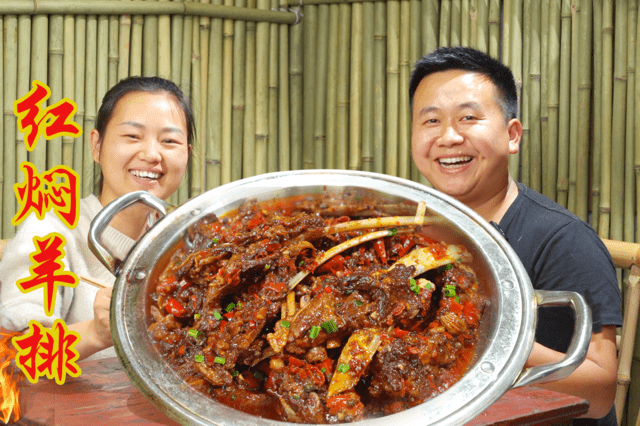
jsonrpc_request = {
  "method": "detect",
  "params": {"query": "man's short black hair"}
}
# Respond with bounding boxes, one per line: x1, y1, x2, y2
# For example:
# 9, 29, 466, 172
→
409, 46, 518, 121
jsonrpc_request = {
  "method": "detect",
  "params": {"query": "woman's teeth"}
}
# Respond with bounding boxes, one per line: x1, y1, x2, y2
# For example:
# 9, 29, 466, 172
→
131, 170, 161, 179
439, 156, 472, 167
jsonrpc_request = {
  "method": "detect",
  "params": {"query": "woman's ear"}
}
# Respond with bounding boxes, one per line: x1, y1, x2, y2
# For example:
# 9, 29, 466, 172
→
90, 129, 102, 163
507, 118, 523, 154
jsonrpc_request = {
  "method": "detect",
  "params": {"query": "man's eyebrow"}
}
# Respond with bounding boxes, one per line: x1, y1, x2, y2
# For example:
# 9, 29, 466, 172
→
457, 101, 483, 111
118, 121, 185, 136
417, 106, 440, 116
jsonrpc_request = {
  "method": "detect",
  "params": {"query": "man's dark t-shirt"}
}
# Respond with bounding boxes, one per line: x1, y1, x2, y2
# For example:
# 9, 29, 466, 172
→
494, 182, 622, 426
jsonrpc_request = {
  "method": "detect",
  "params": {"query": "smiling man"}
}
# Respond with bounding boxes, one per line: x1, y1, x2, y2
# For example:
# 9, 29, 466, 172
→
409, 46, 622, 425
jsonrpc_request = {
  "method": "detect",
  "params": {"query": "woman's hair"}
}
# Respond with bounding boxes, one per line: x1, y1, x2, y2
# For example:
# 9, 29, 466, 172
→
409, 46, 518, 121
95, 76, 195, 144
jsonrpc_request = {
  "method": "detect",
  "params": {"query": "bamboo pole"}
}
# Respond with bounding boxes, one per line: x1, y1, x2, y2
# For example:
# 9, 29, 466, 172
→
624, 1, 636, 244
488, 0, 499, 58
450, 0, 461, 47
470, 0, 477, 48
242, 0, 257, 177
591, 0, 603, 231
302, 5, 318, 169
62, 14, 75, 169
289, 15, 303, 170
179, 0, 193, 201
502, 0, 511, 66
576, 0, 592, 222
108, 15, 119, 87
143, 0, 159, 76
335, 3, 351, 171
508, 0, 522, 180
528, 1, 541, 192
423, 0, 438, 58
325, 4, 339, 169
15, 13, 31, 206
636, 0, 640, 247
158, 0, 172, 79
545, 0, 561, 202
372, 1, 385, 174
206, 0, 223, 189
598, 0, 613, 238
191, 7, 203, 194
48, 13, 63, 168
3, 15, 16, 238
386, 0, 399, 176
439, 0, 451, 47
539, 0, 549, 197
118, 3, 132, 81
278, 13, 290, 171
267, 0, 279, 173
461, 0, 470, 47
242, 0, 264, 178
30, 13, 48, 172
73, 13, 85, 178
255, 0, 269, 175
84, 14, 97, 196
349, 2, 362, 171
520, 0, 530, 186
397, 0, 410, 179
200, 0, 211, 181
610, 0, 627, 242
97, 14, 109, 113
567, 0, 578, 212
221, 0, 233, 184
409, 0, 422, 182
361, 1, 374, 172
313, 4, 329, 169
231, 0, 246, 180
130, 14, 143, 76
475, 0, 488, 53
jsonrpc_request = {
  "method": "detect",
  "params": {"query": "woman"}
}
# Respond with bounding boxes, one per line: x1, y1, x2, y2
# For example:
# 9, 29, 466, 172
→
0, 76, 194, 360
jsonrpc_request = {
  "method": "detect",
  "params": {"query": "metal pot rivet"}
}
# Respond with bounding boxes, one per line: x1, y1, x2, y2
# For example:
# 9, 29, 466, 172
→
481, 362, 495, 374
502, 280, 515, 289
191, 209, 201, 216
136, 270, 147, 280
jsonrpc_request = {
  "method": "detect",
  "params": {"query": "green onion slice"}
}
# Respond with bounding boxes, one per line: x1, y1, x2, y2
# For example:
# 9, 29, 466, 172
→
321, 319, 338, 334
337, 363, 350, 373
309, 325, 321, 339
214, 356, 226, 365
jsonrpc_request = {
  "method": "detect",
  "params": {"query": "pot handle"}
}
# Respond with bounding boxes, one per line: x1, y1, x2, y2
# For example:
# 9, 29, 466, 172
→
88, 191, 170, 275
512, 290, 592, 388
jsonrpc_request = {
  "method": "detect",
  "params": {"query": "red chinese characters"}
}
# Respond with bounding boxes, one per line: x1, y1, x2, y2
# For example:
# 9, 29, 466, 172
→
15, 233, 78, 317
12, 162, 80, 229
13, 80, 82, 151
11, 320, 81, 385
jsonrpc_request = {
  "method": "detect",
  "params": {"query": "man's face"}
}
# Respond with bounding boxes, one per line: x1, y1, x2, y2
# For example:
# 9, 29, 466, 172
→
411, 69, 520, 206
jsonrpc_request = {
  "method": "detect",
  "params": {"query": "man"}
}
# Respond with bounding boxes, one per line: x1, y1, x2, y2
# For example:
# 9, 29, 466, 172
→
409, 46, 622, 425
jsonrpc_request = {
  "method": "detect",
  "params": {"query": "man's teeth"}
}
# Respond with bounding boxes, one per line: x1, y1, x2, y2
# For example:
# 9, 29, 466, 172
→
131, 170, 161, 179
439, 156, 472, 166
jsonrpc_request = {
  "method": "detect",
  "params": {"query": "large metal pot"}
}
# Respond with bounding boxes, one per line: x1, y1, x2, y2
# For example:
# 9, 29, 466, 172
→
89, 170, 591, 426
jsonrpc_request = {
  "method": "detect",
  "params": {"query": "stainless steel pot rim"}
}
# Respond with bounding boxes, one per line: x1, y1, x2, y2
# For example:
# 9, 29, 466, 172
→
109, 170, 537, 426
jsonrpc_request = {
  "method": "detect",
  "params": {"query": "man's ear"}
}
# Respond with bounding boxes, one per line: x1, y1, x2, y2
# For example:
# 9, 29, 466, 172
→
90, 129, 102, 163
507, 118, 523, 154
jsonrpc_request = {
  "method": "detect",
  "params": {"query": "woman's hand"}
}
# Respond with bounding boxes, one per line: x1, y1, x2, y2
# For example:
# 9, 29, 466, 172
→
68, 286, 114, 360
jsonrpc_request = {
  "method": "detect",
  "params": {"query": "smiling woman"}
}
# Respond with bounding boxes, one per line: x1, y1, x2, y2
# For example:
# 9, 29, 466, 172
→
0, 76, 194, 362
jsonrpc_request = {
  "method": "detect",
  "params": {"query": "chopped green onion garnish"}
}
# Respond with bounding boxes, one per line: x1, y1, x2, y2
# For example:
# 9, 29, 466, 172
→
213, 311, 223, 320
264, 264, 271, 270
337, 363, 350, 373
232, 370, 240, 376
409, 278, 421, 295
225, 302, 236, 312
321, 319, 338, 334
321, 367, 327, 373
195, 354, 204, 363
293, 394, 300, 399
237, 302, 243, 309
437, 263, 453, 273
389, 228, 397, 236
354, 300, 364, 306
188, 329, 203, 339
309, 325, 321, 339
424, 282, 432, 291
212, 237, 219, 244
281, 320, 291, 328
214, 356, 226, 365
231, 395, 236, 400
444, 284, 457, 298
254, 371, 266, 381
299, 261, 304, 267
194, 313, 201, 320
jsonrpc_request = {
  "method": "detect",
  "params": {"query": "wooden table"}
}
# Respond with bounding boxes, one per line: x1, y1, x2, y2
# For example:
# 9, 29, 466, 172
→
8, 356, 588, 426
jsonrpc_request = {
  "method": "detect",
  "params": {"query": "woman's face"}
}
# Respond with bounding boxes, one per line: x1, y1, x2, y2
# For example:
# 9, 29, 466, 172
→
91, 91, 190, 206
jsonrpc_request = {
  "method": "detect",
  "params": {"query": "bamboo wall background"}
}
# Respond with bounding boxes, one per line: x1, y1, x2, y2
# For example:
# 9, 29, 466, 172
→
1, 0, 640, 423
